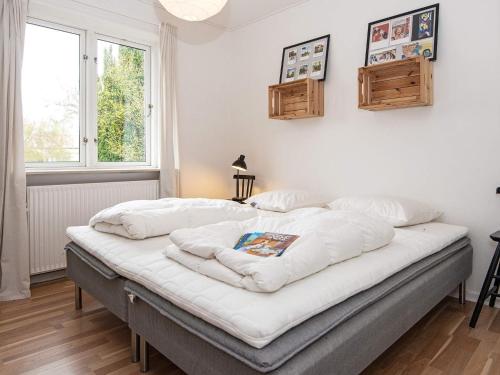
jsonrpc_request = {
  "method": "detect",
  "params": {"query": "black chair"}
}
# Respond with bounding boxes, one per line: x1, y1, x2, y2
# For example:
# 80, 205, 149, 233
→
232, 174, 255, 203
470, 231, 500, 327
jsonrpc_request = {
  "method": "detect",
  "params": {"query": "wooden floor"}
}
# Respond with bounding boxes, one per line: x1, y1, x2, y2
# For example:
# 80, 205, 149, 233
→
0, 279, 180, 375
1, 280, 500, 375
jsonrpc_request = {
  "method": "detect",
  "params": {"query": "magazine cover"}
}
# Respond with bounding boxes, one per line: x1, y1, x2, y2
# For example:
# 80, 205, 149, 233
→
234, 232, 300, 257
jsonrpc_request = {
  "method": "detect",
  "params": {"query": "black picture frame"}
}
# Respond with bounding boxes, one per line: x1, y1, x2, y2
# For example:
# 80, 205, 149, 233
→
279, 34, 330, 84
364, 4, 439, 66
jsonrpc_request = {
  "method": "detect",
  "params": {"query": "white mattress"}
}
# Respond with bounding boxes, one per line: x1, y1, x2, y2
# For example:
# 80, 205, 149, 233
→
66, 222, 468, 348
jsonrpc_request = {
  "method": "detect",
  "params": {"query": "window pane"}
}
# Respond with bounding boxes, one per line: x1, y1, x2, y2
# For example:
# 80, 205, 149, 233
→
23, 23, 81, 163
97, 40, 146, 163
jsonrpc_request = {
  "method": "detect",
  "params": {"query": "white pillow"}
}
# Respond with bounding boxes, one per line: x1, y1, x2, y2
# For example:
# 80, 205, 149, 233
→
328, 196, 442, 227
245, 190, 327, 213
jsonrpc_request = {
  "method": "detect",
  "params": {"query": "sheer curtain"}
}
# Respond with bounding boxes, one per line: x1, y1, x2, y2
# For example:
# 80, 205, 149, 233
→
159, 23, 180, 198
0, 0, 30, 300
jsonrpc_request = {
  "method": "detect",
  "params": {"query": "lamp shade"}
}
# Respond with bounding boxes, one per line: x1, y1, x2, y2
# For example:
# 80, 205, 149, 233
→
231, 155, 247, 171
158, 0, 228, 22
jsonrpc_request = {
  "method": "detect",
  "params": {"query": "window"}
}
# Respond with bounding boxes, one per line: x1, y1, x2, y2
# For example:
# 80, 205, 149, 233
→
96, 38, 150, 164
23, 20, 152, 169
23, 22, 83, 165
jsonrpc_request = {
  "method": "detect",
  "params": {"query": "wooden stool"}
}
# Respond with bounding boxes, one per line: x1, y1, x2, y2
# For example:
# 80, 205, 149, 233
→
470, 231, 500, 328
232, 174, 255, 203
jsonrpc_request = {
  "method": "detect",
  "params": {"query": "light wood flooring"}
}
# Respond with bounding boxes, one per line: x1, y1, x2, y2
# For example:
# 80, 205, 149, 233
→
1, 279, 500, 375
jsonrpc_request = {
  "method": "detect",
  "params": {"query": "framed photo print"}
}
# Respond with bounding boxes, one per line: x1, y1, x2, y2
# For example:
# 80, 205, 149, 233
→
280, 35, 330, 83
365, 4, 439, 66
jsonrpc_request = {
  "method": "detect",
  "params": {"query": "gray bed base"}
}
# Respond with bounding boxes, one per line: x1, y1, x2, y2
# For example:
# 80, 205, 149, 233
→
65, 244, 140, 362
66, 244, 127, 320
65, 240, 472, 375
126, 241, 472, 375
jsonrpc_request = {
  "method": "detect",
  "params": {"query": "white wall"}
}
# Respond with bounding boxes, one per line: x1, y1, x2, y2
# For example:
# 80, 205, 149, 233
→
176, 0, 500, 300
177, 32, 238, 198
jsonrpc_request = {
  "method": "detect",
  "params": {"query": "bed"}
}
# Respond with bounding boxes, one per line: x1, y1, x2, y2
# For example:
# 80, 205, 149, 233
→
65, 220, 472, 374
65, 200, 279, 363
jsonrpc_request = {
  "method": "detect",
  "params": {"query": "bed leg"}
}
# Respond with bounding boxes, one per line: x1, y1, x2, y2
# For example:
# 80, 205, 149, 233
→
74, 284, 82, 310
140, 336, 149, 372
131, 330, 140, 363
459, 281, 466, 305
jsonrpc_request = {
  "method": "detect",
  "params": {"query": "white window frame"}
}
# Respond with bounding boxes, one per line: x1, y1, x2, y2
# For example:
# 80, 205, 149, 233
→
24, 19, 87, 169
24, 18, 154, 170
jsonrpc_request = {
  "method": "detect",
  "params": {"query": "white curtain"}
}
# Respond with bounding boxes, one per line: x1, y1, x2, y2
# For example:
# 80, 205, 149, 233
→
0, 0, 30, 300
159, 23, 180, 198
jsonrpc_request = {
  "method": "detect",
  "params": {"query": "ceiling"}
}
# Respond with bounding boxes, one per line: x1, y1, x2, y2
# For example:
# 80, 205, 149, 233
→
152, 0, 311, 30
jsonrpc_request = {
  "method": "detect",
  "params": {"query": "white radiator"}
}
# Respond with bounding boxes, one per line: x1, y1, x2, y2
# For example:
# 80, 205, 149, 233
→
27, 180, 160, 275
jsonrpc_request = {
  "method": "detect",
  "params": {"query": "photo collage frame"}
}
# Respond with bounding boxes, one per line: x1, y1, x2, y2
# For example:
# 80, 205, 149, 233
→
365, 4, 439, 66
280, 35, 330, 83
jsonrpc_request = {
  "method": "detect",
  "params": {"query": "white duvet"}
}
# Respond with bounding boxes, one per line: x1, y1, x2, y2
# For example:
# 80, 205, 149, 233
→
165, 211, 395, 292
89, 198, 257, 239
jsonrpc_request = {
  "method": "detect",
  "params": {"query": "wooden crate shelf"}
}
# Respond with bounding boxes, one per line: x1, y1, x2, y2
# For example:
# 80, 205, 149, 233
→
358, 56, 433, 111
268, 78, 324, 120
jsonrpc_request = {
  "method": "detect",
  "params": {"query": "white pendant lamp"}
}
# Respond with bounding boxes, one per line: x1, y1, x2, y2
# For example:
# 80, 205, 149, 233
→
159, 0, 228, 22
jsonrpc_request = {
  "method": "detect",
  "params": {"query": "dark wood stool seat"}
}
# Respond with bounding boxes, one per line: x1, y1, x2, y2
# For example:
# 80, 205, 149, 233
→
491, 231, 500, 242
470, 232, 500, 327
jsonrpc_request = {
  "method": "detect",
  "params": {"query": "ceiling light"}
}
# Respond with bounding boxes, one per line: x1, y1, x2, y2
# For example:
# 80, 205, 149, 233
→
159, 0, 228, 22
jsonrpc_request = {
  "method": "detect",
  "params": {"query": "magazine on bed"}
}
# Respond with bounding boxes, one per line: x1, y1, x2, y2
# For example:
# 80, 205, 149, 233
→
234, 232, 300, 257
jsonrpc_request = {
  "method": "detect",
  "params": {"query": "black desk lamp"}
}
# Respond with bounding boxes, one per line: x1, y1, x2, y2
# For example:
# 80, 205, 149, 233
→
232, 155, 247, 175
231, 155, 255, 203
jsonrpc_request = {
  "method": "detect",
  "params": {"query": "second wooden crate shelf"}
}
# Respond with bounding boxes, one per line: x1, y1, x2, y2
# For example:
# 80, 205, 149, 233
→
268, 78, 324, 120
358, 56, 433, 111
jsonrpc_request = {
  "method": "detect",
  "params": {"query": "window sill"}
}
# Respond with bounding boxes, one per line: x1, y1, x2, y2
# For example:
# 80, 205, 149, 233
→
26, 167, 160, 175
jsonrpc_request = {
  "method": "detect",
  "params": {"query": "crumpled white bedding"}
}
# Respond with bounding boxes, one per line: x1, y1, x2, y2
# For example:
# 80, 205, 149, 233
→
89, 198, 257, 239
66, 221, 468, 348
165, 211, 395, 292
